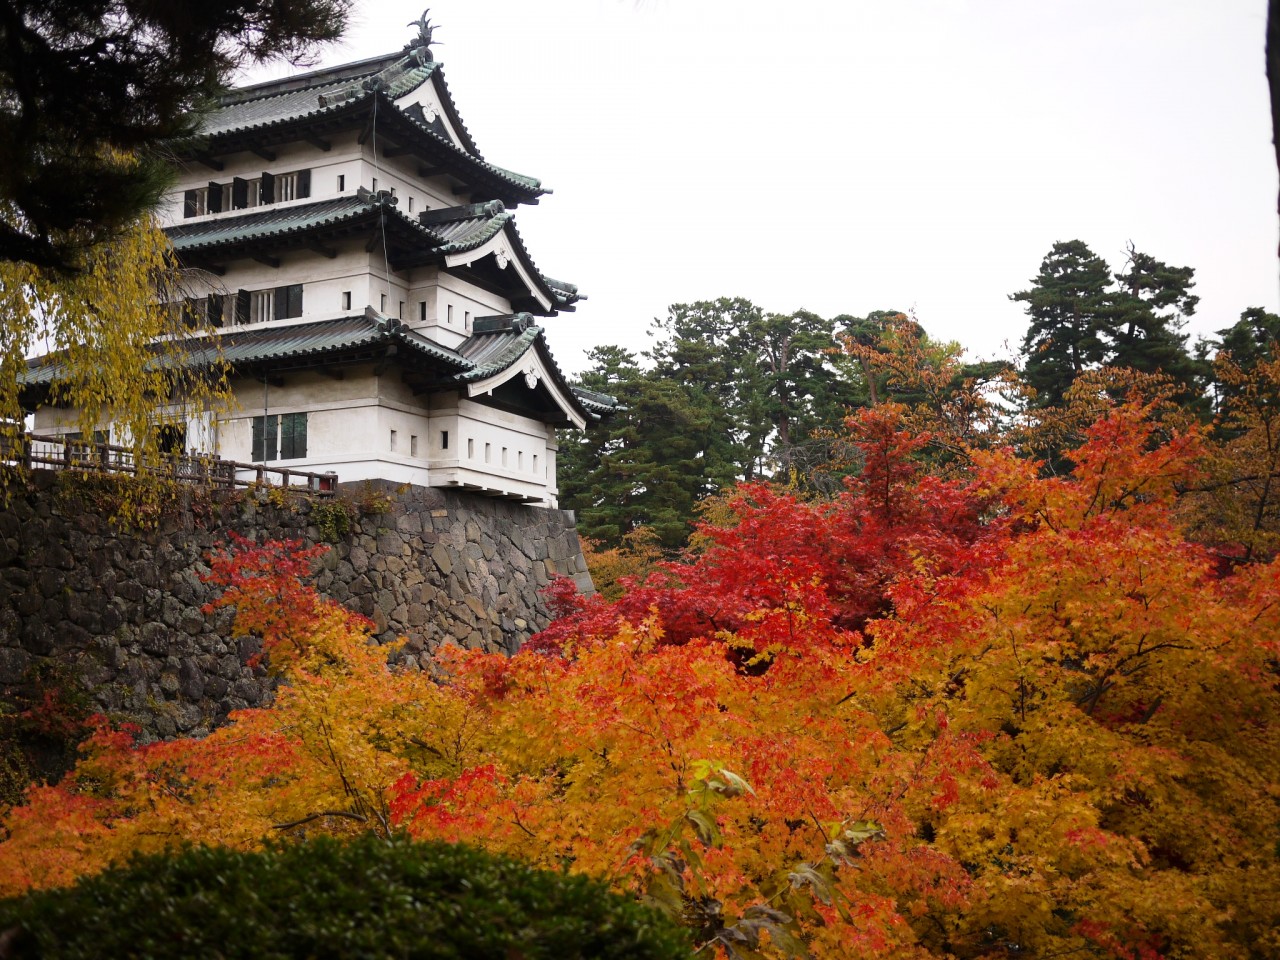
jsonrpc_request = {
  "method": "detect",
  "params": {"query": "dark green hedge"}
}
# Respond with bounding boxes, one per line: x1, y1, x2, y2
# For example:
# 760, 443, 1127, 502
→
0, 835, 693, 959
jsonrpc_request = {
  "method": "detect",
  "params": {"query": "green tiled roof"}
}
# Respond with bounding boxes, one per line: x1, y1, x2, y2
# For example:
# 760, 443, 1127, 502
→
213, 314, 468, 369
165, 198, 580, 312
166, 197, 443, 255
191, 50, 546, 203
22, 312, 616, 424
450, 314, 618, 423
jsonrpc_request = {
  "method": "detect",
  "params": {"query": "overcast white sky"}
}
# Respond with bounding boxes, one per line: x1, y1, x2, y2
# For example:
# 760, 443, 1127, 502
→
248, 0, 1280, 375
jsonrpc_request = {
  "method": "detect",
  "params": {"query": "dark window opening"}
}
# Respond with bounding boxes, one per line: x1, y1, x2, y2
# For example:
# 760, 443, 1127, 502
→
252, 412, 307, 461
157, 425, 186, 456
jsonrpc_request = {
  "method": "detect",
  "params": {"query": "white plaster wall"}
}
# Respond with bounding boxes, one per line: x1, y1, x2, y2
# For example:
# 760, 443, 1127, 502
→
216, 369, 559, 503
164, 133, 365, 227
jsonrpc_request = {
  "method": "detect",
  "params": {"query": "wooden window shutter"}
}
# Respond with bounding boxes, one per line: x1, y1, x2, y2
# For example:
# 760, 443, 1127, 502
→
231, 177, 248, 209
207, 181, 223, 213
207, 293, 224, 327
279, 413, 307, 460
295, 169, 311, 199
274, 284, 303, 321
235, 289, 250, 325
251, 416, 266, 461
259, 172, 274, 205
183, 189, 198, 218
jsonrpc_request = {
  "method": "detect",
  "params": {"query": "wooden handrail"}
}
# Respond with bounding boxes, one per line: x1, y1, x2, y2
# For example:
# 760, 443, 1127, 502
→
0, 433, 338, 495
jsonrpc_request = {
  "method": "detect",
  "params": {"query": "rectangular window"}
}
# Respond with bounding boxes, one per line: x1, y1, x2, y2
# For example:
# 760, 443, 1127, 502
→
407, 196, 414, 213
262, 169, 310, 203
342, 291, 352, 311
468, 438, 474, 459
337, 174, 346, 192
390, 187, 397, 199
441, 430, 449, 450
371, 177, 378, 192
532, 454, 538, 473
418, 301, 426, 322
231, 177, 249, 209
410, 435, 418, 457
243, 178, 261, 209
501, 447, 508, 467
399, 300, 405, 319
182, 187, 208, 218
390, 429, 397, 452
206, 181, 223, 214
380, 293, 387, 312
518, 451, 523, 470
279, 413, 307, 460
250, 289, 274, 324
275, 172, 299, 202
484, 442, 491, 463
464, 310, 471, 331
447, 304, 453, 325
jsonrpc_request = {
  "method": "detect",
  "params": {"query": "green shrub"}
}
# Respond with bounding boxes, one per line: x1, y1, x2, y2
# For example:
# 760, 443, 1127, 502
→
0, 835, 693, 959
309, 496, 356, 541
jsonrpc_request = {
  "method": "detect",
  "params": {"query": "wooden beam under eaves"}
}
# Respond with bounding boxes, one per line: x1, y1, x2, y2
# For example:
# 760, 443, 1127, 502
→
201, 263, 226, 276
251, 147, 277, 162
372, 344, 398, 377
382, 143, 412, 158
253, 254, 281, 269
307, 242, 338, 259
318, 367, 345, 381
305, 135, 332, 152
195, 153, 224, 172
357, 117, 374, 145
418, 165, 444, 177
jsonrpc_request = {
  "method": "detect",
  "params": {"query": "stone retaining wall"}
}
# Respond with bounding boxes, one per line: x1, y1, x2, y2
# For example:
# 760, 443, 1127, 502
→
0, 471, 591, 740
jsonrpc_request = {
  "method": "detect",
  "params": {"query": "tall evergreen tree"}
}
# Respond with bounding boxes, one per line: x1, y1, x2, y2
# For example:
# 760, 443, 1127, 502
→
1012, 240, 1113, 407
0, 0, 350, 271
1109, 243, 1203, 398
557, 346, 721, 550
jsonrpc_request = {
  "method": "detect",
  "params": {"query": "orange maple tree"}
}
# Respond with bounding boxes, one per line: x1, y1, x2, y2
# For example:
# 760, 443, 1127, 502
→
2, 403, 1277, 960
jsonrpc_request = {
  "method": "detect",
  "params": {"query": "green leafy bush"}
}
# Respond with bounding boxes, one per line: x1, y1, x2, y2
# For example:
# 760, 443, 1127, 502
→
0, 835, 693, 959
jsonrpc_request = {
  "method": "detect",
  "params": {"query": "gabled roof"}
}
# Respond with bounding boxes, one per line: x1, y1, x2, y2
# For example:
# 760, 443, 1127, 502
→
166, 195, 581, 315
179, 45, 547, 207
449, 314, 613, 427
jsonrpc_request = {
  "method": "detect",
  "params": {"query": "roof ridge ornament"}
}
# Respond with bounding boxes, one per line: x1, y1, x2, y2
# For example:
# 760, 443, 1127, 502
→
406, 10, 440, 62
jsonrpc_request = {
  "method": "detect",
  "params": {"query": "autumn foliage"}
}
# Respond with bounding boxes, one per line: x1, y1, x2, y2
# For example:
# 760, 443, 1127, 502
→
2, 403, 1278, 959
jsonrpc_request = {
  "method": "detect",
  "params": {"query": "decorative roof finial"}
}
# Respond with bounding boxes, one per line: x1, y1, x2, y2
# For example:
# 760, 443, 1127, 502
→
407, 10, 439, 61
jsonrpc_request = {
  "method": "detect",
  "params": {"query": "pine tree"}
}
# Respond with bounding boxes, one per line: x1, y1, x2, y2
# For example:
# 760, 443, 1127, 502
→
1012, 240, 1113, 407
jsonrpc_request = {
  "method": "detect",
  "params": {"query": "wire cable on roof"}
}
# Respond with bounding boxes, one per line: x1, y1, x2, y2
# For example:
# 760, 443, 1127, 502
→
371, 93, 393, 316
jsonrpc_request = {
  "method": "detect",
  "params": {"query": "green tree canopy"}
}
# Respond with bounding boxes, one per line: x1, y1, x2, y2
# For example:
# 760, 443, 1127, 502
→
1013, 240, 1202, 407
1012, 240, 1113, 407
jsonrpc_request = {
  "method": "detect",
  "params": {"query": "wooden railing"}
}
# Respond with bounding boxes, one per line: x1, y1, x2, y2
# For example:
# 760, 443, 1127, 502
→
2, 433, 338, 495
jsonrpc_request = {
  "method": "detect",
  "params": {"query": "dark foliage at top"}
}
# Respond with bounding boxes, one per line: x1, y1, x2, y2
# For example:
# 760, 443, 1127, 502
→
0, 0, 350, 270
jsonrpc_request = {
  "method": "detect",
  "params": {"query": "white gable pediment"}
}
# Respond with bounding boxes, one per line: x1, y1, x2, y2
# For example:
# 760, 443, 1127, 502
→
444, 226, 553, 312
396, 83, 469, 154
466, 346, 586, 430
